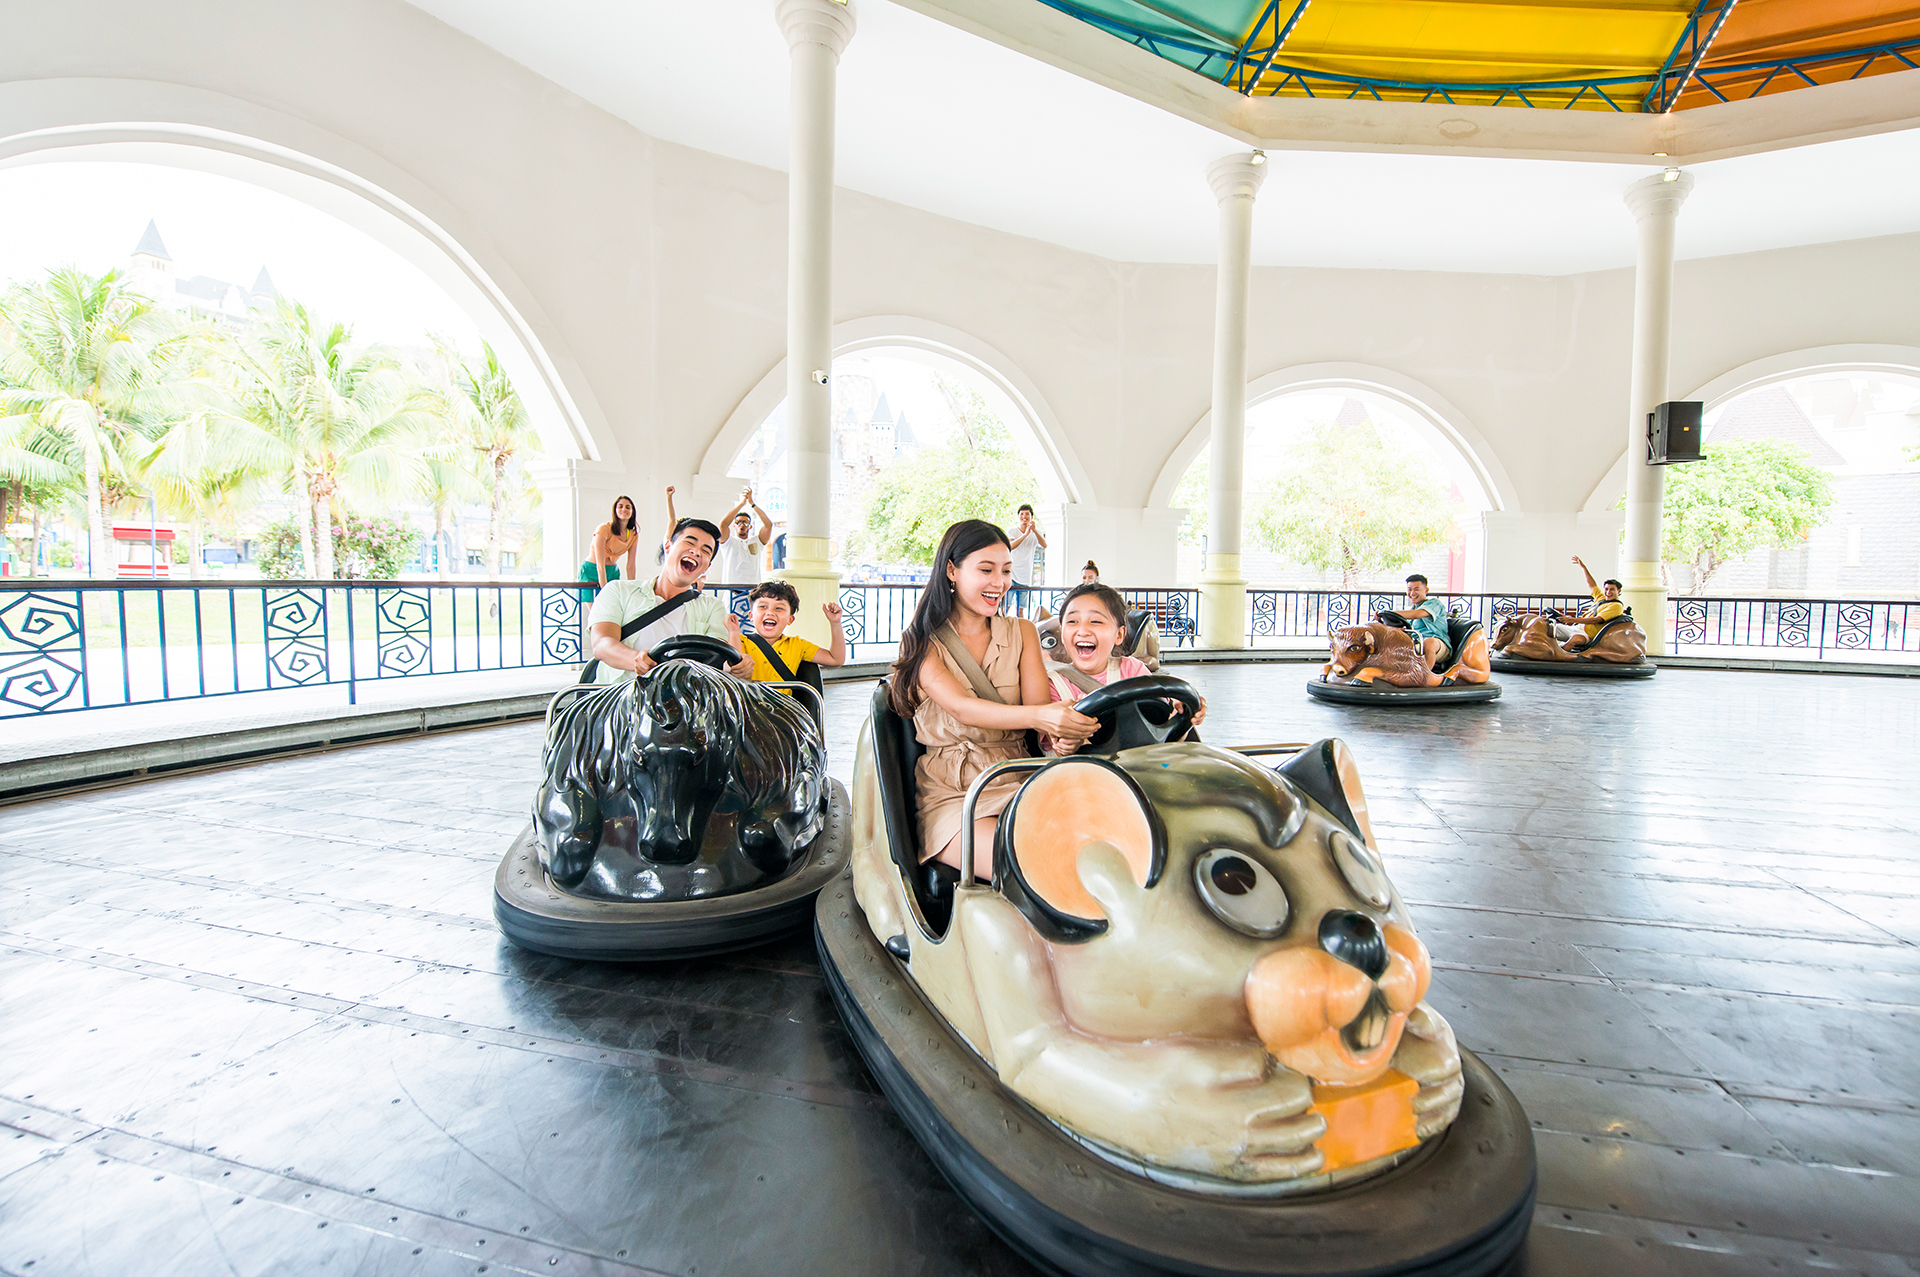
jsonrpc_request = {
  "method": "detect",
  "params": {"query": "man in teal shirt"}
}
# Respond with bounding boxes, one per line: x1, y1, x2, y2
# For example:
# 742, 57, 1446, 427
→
1377, 574, 1451, 673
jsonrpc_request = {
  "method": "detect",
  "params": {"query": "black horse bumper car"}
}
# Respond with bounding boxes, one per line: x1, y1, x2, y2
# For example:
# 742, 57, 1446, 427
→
494, 634, 849, 962
818, 677, 1534, 1277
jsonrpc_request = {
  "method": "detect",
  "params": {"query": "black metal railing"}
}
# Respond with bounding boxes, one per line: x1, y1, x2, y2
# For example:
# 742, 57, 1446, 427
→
7, 579, 1914, 721
1246, 589, 1920, 661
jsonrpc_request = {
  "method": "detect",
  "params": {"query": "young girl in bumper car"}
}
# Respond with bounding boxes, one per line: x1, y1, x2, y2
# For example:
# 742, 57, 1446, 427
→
1041, 582, 1204, 753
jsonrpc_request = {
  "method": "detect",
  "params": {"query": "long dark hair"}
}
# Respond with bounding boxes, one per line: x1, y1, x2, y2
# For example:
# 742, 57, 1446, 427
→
889, 519, 1010, 716
610, 495, 637, 537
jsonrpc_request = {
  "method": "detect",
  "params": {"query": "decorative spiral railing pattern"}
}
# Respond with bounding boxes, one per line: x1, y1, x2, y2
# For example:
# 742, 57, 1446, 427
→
2, 579, 1913, 720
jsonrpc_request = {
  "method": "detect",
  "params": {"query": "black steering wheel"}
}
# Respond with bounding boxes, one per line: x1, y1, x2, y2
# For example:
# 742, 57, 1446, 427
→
1373, 610, 1411, 630
647, 634, 740, 671
1069, 674, 1201, 756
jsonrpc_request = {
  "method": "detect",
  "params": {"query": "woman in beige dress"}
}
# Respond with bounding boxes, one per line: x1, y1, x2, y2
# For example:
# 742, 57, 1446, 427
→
888, 520, 1097, 874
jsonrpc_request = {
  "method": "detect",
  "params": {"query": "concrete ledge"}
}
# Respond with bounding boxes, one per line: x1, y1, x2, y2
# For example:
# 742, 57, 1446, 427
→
1653, 654, 1920, 678
1, 693, 551, 801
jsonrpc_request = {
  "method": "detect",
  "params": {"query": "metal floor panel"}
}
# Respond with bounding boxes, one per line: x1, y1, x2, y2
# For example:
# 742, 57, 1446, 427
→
2, 666, 1916, 1275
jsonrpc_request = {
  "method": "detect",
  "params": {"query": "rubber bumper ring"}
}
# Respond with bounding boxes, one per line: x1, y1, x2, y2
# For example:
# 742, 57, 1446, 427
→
1306, 677, 1503, 705
1490, 656, 1656, 678
493, 778, 849, 962
815, 876, 1536, 1277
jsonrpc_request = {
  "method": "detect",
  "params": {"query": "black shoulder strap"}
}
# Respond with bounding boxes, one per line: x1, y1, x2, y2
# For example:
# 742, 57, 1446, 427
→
747, 633, 795, 682
578, 589, 696, 684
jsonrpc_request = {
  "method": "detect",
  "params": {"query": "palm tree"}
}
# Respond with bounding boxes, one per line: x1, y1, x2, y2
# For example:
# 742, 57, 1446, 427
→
0, 268, 188, 576
442, 341, 535, 580
418, 455, 479, 581
238, 302, 432, 578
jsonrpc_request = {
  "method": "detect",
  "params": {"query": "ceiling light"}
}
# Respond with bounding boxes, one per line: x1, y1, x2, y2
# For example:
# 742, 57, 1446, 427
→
1661, 167, 1681, 182
1652, 151, 1668, 157
1249, 150, 1267, 165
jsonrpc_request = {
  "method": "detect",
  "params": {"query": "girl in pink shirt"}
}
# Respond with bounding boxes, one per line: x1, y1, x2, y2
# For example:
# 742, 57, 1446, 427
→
1043, 583, 1204, 753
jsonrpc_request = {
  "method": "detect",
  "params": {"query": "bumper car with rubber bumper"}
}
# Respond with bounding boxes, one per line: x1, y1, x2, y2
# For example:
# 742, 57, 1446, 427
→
494, 634, 849, 961
1489, 611, 1657, 679
817, 674, 1535, 1277
1307, 615, 1503, 705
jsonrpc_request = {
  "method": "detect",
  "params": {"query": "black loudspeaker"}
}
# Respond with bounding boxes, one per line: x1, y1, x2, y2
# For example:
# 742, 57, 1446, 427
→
1647, 400, 1703, 465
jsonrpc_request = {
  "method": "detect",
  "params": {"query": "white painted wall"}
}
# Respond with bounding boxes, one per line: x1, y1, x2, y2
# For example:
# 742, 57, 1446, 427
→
5, 0, 1917, 592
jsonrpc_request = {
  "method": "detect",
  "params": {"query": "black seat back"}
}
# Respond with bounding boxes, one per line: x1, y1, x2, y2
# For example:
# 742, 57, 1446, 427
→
868, 680, 951, 936
1446, 617, 1484, 657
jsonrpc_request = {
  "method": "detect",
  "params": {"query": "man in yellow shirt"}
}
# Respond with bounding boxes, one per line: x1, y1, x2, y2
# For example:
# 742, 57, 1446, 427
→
743, 581, 848, 685
1563, 555, 1628, 651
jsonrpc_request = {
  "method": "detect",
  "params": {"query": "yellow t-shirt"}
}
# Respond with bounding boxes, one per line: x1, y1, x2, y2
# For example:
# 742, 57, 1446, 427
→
745, 633, 820, 683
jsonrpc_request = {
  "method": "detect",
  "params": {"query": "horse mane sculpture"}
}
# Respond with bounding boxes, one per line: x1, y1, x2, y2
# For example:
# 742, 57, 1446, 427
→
532, 660, 828, 902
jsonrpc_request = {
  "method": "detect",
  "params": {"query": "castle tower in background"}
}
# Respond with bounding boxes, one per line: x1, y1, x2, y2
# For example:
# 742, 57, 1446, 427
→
124, 220, 277, 327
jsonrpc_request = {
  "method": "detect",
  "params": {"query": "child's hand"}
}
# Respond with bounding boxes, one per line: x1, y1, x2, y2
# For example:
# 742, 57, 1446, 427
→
665, 484, 675, 497
724, 613, 742, 643
823, 600, 843, 622
1189, 695, 1207, 727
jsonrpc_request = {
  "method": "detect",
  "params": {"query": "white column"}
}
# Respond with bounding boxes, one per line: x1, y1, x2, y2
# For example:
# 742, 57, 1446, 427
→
1199, 152, 1266, 649
1621, 169, 1694, 655
774, 0, 855, 647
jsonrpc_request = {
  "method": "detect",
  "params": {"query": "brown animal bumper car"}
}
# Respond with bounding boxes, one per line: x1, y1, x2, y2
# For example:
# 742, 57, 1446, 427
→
816, 675, 1535, 1277
1489, 611, 1657, 679
1306, 614, 1502, 705
494, 634, 849, 961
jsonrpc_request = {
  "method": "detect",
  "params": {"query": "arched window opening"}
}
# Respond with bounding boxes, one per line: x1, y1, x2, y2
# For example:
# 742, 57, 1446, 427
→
725, 348, 1050, 582
1171, 387, 1495, 591
1668, 372, 1920, 597
0, 160, 550, 583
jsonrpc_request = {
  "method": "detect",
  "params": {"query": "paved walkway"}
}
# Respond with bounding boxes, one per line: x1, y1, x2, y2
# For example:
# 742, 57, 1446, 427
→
2, 667, 1916, 1274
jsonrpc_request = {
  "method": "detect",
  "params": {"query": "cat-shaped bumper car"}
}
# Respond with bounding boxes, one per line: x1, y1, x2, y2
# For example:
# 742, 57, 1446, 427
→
1307, 613, 1502, 705
494, 634, 848, 961
1490, 610, 1657, 678
816, 674, 1534, 1277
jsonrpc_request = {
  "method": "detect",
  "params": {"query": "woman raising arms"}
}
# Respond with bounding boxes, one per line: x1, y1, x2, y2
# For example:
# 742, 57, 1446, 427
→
890, 520, 1098, 876
580, 495, 640, 599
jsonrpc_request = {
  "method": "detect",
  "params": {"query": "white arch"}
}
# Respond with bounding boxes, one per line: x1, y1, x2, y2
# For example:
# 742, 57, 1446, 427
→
1146, 362, 1519, 512
695, 315, 1092, 507
0, 79, 614, 466
1579, 343, 1920, 513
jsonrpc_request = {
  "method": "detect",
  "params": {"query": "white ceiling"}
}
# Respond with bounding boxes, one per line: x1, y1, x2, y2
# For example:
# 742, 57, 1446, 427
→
403, 0, 1920, 275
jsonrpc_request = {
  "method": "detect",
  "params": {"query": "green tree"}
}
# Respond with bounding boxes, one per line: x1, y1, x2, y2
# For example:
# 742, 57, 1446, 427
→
0, 268, 191, 576
845, 378, 1038, 566
1654, 438, 1833, 593
1247, 419, 1459, 587
435, 339, 535, 580
237, 302, 433, 579
1173, 452, 1208, 547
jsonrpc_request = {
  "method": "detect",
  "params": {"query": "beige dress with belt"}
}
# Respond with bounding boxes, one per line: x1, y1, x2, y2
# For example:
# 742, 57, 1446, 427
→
913, 615, 1029, 863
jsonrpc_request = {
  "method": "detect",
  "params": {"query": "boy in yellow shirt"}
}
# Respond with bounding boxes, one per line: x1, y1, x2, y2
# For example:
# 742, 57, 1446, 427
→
742, 581, 847, 685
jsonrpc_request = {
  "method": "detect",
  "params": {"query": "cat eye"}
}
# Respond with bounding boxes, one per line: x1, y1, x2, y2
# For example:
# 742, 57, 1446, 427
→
1330, 829, 1392, 909
1194, 849, 1289, 939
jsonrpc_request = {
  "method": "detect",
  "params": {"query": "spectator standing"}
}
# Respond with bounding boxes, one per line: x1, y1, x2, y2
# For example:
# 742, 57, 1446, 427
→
713, 487, 773, 586
1008, 503, 1047, 616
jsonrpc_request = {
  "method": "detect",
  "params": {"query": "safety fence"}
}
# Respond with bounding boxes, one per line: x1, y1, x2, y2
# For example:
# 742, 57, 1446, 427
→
4, 580, 1914, 721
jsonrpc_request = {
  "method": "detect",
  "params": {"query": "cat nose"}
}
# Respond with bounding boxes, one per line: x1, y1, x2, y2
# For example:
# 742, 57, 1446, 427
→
1318, 909, 1388, 980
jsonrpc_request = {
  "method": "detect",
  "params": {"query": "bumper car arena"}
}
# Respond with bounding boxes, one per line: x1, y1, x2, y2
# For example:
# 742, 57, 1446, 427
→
7, 661, 1919, 1275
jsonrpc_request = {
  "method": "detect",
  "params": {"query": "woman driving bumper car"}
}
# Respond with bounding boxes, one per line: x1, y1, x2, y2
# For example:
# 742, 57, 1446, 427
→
816, 531, 1535, 1277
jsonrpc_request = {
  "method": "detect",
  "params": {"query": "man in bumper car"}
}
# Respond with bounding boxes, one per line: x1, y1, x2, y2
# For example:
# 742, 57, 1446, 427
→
1378, 574, 1450, 672
587, 517, 750, 681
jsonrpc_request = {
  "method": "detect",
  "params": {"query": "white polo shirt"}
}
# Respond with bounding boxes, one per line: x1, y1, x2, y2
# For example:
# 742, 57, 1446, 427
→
1009, 527, 1039, 586
587, 578, 731, 682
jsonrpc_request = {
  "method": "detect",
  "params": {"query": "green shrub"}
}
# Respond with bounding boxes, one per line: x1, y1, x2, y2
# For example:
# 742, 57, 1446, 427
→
332, 514, 421, 579
49, 541, 75, 568
256, 518, 307, 579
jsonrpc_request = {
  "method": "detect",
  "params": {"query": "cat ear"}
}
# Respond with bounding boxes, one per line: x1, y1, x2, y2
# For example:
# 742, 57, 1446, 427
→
995, 757, 1161, 942
1276, 738, 1376, 847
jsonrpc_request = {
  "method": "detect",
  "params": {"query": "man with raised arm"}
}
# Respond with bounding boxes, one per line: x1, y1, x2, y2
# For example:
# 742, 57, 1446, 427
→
713, 486, 773, 587
1562, 555, 1627, 651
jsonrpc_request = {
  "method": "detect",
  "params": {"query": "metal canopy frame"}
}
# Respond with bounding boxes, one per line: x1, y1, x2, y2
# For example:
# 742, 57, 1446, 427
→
1034, 0, 1920, 113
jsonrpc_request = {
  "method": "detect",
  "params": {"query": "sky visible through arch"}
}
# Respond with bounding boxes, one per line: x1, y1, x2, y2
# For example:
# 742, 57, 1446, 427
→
0, 162, 483, 349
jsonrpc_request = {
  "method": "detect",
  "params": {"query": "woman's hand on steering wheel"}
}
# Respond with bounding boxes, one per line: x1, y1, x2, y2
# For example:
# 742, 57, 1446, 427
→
1035, 703, 1097, 747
